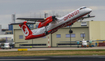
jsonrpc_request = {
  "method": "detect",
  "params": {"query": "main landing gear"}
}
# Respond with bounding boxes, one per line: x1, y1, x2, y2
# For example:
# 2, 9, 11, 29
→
45, 26, 48, 35
45, 31, 48, 35
44, 16, 57, 35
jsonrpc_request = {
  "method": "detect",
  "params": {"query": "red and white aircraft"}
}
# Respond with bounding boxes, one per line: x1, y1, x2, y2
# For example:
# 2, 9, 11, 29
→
17, 6, 94, 40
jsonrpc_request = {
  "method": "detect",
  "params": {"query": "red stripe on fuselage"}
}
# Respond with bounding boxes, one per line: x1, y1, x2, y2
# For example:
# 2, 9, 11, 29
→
25, 30, 52, 40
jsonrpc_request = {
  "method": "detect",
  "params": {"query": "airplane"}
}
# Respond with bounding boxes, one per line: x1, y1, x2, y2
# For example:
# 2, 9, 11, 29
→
17, 6, 95, 40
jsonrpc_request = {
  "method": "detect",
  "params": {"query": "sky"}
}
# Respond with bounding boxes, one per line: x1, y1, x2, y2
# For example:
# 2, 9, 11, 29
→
0, 0, 105, 29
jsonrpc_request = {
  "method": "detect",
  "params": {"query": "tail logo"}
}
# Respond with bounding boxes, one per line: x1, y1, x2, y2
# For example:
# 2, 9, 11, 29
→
22, 25, 29, 36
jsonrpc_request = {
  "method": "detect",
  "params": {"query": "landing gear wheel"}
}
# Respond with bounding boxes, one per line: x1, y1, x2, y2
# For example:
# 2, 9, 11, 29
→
45, 31, 48, 35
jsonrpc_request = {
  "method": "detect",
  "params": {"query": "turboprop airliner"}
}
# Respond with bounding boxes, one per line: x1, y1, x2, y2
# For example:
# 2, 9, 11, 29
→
17, 6, 95, 40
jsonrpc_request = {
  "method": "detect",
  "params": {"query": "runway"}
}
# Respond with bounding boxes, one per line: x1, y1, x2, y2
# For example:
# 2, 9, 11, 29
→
0, 47, 105, 51
0, 56, 105, 61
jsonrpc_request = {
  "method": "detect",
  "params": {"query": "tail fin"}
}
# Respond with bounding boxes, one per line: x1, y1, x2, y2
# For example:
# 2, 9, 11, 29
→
19, 21, 32, 37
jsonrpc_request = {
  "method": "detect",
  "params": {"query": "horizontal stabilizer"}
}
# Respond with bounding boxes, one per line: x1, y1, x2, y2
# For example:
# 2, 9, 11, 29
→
10, 22, 35, 25
17, 18, 46, 22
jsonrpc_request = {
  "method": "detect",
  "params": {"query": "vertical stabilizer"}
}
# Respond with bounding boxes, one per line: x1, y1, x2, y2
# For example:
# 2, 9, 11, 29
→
19, 21, 32, 37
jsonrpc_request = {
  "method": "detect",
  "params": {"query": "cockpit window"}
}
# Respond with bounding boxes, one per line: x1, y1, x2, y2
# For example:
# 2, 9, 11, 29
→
83, 7, 86, 9
80, 7, 87, 10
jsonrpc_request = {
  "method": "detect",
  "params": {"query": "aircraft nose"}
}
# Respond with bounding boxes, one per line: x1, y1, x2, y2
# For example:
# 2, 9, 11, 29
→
86, 8, 92, 13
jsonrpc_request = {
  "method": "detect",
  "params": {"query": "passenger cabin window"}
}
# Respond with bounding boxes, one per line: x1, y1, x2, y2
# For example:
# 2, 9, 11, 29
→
56, 34, 61, 38
42, 36, 46, 38
66, 34, 75, 38
81, 33, 85, 37
19, 35, 23, 39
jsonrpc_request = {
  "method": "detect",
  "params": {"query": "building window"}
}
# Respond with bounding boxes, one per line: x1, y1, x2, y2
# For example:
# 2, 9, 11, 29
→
81, 22, 87, 26
67, 26, 69, 27
56, 34, 61, 38
42, 36, 46, 38
36, 25, 38, 28
27, 24, 34, 29
19, 35, 23, 39
71, 34, 75, 37
66, 34, 70, 37
81, 33, 85, 37
66, 34, 75, 38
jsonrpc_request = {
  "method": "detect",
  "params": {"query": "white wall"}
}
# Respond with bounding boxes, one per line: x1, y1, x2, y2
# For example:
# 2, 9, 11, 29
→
0, 34, 13, 39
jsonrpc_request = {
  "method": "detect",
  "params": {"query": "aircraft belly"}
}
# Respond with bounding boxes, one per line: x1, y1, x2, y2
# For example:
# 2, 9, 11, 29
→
32, 27, 45, 35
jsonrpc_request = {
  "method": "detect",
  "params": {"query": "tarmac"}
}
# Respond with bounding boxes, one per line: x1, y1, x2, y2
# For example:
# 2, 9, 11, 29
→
0, 56, 105, 61
0, 47, 105, 51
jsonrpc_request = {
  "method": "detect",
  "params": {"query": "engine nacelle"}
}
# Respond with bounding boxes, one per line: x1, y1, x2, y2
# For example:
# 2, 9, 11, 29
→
38, 16, 56, 28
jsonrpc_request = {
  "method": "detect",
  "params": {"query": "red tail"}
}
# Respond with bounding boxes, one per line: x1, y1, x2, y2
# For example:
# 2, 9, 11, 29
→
19, 21, 32, 38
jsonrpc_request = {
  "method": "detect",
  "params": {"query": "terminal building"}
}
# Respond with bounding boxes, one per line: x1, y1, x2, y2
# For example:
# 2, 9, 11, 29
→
13, 21, 105, 48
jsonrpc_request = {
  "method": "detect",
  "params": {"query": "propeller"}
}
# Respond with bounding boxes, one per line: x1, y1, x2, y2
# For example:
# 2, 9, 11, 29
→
52, 16, 57, 21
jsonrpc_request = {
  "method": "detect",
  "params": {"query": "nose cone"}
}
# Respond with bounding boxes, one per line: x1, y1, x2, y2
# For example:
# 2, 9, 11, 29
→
86, 8, 92, 13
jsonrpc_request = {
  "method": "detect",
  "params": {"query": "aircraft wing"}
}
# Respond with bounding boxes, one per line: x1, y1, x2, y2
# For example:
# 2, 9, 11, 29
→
82, 16, 95, 19
17, 18, 46, 22
10, 22, 35, 25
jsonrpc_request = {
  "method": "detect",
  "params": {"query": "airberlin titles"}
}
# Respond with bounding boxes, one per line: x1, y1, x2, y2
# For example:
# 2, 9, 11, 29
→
64, 10, 79, 21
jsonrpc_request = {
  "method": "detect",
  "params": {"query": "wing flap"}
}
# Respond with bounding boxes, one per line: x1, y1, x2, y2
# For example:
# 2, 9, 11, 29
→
79, 16, 95, 20
82, 16, 95, 19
